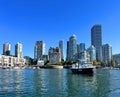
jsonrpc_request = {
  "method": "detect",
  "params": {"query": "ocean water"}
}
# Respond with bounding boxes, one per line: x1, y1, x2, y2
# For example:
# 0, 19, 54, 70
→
0, 68, 120, 97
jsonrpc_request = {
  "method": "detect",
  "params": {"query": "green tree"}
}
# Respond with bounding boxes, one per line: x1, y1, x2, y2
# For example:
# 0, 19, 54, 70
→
44, 60, 49, 65
93, 60, 97, 66
111, 59, 116, 67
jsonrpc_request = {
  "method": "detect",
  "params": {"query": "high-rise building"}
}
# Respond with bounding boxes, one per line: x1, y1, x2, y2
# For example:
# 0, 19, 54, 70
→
34, 41, 45, 60
75, 50, 90, 61
80, 43, 85, 52
87, 45, 96, 61
66, 41, 70, 61
77, 44, 80, 53
15, 42, 22, 58
91, 24, 102, 62
49, 47, 61, 64
102, 44, 112, 65
59, 40, 64, 60
68, 35, 77, 61
3, 43, 11, 55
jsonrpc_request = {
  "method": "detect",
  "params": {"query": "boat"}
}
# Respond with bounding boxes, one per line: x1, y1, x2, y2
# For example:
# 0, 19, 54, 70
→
71, 60, 95, 74
13, 66, 21, 69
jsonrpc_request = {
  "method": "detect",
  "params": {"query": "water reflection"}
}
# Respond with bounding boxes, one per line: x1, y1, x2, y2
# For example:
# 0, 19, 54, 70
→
0, 69, 120, 97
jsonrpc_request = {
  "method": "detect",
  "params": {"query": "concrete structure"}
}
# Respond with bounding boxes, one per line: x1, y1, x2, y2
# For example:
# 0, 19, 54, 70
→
74, 51, 90, 62
0, 55, 26, 67
79, 43, 85, 52
24, 56, 32, 65
37, 60, 44, 66
67, 35, 77, 61
59, 40, 64, 59
15, 42, 22, 58
77, 44, 80, 53
113, 54, 120, 65
34, 41, 45, 60
87, 45, 96, 61
91, 25, 102, 62
49, 47, 61, 64
3, 43, 11, 55
102, 44, 112, 65
41, 55, 49, 61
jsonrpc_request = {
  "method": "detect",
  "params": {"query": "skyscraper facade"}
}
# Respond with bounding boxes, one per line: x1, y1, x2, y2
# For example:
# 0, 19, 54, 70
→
80, 43, 85, 52
49, 47, 61, 64
15, 42, 22, 58
91, 24, 102, 62
34, 41, 45, 60
59, 40, 64, 60
66, 41, 70, 61
77, 44, 80, 53
68, 35, 77, 61
3, 43, 11, 55
102, 44, 112, 65
87, 45, 96, 61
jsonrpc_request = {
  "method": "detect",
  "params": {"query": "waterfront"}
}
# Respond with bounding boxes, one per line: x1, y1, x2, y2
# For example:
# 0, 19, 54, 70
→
0, 69, 120, 97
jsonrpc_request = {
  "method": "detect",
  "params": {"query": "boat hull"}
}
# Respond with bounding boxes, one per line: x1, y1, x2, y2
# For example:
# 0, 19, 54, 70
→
71, 68, 94, 74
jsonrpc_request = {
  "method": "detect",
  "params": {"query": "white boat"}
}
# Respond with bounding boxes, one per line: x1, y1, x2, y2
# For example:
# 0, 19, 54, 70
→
13, 66, 21, 69
71, 60, 95, 74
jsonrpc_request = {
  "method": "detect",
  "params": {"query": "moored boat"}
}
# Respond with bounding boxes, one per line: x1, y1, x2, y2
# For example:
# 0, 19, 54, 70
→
71, 60, 95, 74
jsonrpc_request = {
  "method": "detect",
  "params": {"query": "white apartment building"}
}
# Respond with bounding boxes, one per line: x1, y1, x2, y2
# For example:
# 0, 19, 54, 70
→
0, 55, 26, 67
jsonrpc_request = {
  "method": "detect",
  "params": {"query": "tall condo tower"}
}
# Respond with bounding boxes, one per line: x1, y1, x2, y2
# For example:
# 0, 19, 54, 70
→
66, 41, 70, 61
68, 35, 77, 61
3, 43, 11, 55
102, 44, 112, 65
15, 42, 22, 58
34, 41, 45, 60
59, 40, 64, 60
91, 24, 102, 62
80, 43, 85, 52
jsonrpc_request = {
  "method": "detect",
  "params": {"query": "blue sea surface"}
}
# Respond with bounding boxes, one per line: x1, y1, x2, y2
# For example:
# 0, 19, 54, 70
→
0, 68, 120, 97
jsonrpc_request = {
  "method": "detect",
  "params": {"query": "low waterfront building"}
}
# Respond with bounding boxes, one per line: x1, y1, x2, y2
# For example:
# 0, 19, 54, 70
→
24, 56, 32, 65
37, 60, 44, 66
41, 55, 49, 61
0, 55, 26, 67
49, 47, 61, 64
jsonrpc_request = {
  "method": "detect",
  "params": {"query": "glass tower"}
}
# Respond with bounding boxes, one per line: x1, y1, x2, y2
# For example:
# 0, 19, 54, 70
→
3, 43, 11, 55
34, 41, 45, 60
15, 42, 22, 58
59, 40, 64, 60
102, 44, 112, 65
87, 45, 96, 61
91, 24, 102, 62
69, 35, 77, 61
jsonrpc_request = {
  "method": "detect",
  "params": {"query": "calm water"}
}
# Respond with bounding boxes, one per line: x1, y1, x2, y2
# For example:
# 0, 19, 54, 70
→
0, 68, 120, 97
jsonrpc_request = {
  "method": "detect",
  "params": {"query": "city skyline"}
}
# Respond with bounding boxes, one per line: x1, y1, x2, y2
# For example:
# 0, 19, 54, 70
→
0, 0, 120, 58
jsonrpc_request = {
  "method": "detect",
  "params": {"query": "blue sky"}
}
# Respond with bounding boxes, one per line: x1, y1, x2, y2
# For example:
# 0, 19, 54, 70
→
0, 0, 120, 58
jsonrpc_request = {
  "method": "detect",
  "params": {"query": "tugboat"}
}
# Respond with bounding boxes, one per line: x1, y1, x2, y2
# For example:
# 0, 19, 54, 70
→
71, 60, 95, 74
